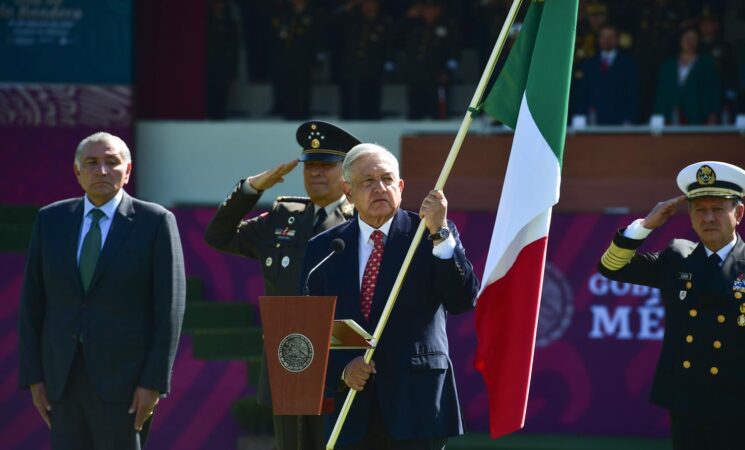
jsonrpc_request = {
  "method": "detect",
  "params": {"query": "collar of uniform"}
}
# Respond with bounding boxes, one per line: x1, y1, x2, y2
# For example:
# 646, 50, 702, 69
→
358, 214, 394, 245
704, 236, 737, 262
83, 189, 123, 220
315, 196, 346, 217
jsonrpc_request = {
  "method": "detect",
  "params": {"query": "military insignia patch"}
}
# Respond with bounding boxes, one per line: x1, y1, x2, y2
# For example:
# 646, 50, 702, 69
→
311, 138, 320, 148
274, 227, 297, 241
696, 165, 716, 186
732, 274, 745, 292
679, 290, 687, 301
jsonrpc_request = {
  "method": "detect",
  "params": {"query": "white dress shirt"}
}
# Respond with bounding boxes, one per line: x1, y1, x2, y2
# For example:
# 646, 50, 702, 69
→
356, 214, 456, 287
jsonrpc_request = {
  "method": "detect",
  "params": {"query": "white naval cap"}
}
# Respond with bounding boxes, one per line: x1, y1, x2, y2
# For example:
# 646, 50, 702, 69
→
677, 161, 745, 199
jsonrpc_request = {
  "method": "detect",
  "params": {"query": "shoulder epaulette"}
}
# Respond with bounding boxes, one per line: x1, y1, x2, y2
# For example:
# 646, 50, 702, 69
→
276, 196, 311, 205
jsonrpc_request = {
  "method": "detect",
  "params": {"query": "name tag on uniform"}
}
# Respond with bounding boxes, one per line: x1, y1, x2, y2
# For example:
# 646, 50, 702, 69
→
677, 272, 692, 281
274, 227, 296, 241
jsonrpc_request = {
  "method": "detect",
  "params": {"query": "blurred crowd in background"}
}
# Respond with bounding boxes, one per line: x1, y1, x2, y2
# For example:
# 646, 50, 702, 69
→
205, 0, 745, 124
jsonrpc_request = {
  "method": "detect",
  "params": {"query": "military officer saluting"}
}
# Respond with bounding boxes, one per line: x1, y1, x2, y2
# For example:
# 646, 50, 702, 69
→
599, 161, 745, 450
204, 121, 360, 450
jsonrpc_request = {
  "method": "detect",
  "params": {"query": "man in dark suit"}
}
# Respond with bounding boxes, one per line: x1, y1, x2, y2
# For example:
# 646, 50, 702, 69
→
599, 161, 745, 450
204, 121, 360, 450
18, 132, 186, 450
575, 24, 638, 125
301, 143, 479, 449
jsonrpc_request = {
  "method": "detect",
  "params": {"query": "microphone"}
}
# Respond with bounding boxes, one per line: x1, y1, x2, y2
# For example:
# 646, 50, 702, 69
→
304, 238, 345, 295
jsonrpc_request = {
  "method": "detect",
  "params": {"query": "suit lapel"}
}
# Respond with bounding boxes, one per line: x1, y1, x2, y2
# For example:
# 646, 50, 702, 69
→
334, 219, 362, 321
87, 193, 135, 292
370, 210, 415, 323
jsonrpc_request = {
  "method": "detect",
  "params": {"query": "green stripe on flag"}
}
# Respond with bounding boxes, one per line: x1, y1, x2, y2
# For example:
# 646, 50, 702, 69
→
482, 2, 543, 128
483, 0, 578, 165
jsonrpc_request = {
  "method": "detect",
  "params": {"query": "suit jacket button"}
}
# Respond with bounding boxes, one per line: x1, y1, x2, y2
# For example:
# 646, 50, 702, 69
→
685, 335, 694, 343
717, 314, 726, 323
710, 367, 719, 375
689, 309, 698, 317
683, 360, 691, 369
713, 340, 722, 349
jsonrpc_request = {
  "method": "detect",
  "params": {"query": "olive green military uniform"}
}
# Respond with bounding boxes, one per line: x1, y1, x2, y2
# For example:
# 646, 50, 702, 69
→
205, 179, 354, 449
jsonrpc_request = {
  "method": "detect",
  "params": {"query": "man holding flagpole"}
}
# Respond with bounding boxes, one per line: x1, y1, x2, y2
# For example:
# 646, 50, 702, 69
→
301, 143, 479, 449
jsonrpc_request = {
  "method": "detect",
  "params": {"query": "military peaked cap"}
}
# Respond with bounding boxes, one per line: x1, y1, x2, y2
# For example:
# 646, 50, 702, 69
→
296, 121, 361, 162
677, 161, 745, 199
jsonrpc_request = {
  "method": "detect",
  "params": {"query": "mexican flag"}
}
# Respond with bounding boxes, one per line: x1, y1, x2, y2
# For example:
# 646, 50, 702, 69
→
474, 0, 578, 438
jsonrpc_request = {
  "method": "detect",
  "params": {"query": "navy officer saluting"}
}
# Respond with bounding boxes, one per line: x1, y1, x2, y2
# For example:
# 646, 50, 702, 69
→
204, 121, 360, 450
598, 161, 745, 450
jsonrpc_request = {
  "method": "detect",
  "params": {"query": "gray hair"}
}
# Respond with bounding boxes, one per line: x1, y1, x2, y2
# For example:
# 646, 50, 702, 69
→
342, 143, 399, 182
74, 132, 131, 167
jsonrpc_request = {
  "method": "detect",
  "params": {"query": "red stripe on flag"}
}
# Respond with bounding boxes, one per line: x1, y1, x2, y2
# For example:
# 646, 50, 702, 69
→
474, 236, 548, 438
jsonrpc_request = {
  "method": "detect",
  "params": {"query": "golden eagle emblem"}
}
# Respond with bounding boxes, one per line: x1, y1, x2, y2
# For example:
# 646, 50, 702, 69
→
696, 165, 716, 186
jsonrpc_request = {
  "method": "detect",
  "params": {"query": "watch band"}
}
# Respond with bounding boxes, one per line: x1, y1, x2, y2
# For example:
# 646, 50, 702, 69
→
427, 227, 450, 241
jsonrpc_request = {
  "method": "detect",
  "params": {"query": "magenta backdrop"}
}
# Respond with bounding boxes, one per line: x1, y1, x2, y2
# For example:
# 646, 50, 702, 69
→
0, 85, 135, 205
0, 206, 700, 449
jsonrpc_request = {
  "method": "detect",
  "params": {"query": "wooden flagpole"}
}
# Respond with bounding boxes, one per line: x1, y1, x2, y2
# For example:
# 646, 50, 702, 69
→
326, 1, 525, 447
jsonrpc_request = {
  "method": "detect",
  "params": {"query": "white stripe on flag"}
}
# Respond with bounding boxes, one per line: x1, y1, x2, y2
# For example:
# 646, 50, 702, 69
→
479, 94, 561, 292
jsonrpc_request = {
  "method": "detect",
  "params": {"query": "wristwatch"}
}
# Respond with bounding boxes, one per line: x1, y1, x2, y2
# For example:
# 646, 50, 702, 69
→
427, 227, 450, 241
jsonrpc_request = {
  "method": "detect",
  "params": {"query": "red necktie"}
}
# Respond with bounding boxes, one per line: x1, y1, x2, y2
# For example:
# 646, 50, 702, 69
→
360, 230, 385, 321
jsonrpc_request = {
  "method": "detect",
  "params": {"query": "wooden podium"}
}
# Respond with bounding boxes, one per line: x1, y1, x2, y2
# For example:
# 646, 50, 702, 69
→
258, 296, 336, 415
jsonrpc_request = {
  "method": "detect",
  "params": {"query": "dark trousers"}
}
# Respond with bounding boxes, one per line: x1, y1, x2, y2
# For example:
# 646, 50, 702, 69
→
273, 414, 325, 450
670, 410, 739, 450
337, 385, 447, 450
50, 346, 150, 450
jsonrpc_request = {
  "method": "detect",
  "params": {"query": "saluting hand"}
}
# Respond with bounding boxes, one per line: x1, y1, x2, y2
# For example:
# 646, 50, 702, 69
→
419, 190, 448, 235
641, 195, 687, 229
248, 159, 299, 191
343, 356, 376, 392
